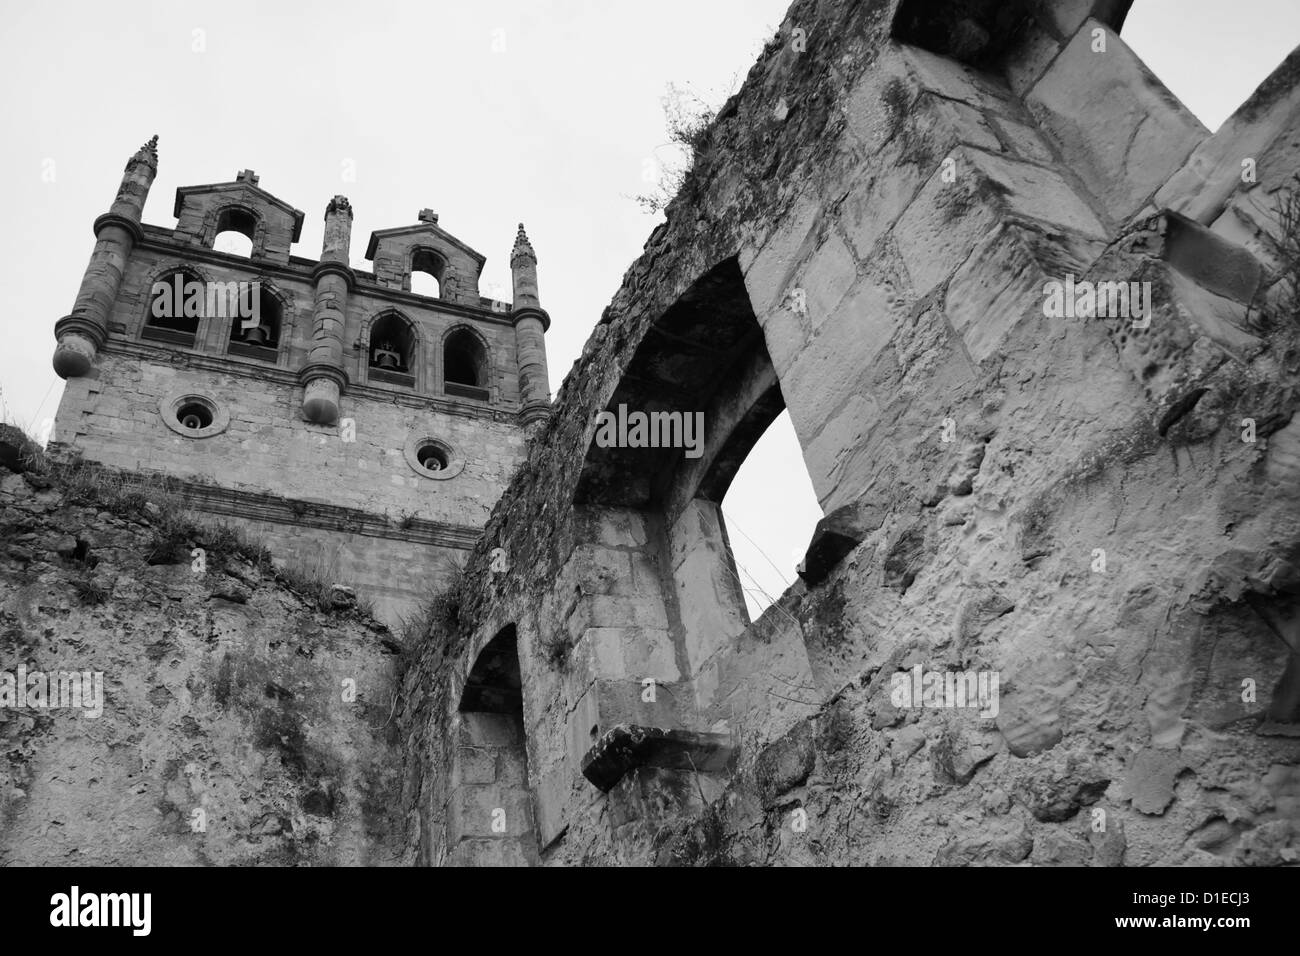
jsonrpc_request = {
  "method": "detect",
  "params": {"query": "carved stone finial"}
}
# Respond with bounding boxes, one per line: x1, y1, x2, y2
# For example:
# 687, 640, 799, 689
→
236, 169, 260, 186
418, 208, 439, 224
129, 134, 160, 168
511, 222, 537, 265
327, 195, 353, 219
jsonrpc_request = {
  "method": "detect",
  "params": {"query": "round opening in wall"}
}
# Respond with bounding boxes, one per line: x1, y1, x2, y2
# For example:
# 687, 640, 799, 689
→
417, 445, 449, 472
403, 435, 464, 481
159, 392, 229, 439
177, 402, 213, 432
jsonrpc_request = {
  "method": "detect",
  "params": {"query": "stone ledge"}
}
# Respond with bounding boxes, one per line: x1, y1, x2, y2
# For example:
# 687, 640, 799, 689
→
1161, 209, 1266, 306
798, 499, 885, 586
580, 725, 735, 792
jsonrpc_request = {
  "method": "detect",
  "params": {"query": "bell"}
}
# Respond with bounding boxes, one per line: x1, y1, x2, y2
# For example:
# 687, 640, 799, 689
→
181, 414, 203, 430
242, 323, 269, 345
374, 350, 400, 370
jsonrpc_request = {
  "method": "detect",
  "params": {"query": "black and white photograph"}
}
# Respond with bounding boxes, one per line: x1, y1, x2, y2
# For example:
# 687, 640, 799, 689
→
0, 0, 1297, 933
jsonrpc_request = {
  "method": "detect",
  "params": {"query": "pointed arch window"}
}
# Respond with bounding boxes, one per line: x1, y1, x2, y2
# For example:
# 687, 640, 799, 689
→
369, 312, 418, 388
409, 247, 444, 299
443, 328, 490, 402
143, 269, 206, 347
227, 285, 283, 362
212, 207, 258, 258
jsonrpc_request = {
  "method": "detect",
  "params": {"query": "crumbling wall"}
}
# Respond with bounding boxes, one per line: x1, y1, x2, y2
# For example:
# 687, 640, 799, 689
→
401, 0, 1300, 867
0, 458, 407, 865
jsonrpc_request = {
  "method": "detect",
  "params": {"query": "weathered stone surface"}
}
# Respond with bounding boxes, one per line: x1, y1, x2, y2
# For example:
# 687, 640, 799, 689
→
754, 720, 815, 808
0, 463, 403, 865
580, 725, 735, 792
1025, 21, 1207, 221
17, 0, 1300, 870
797, 498, 886, 585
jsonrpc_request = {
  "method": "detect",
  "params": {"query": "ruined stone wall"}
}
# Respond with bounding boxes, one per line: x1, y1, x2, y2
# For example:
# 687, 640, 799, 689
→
400, 0, 1300, 866
0, 462, 407, 865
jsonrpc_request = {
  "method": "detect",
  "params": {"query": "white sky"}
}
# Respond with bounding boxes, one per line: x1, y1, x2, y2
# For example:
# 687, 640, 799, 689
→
1, 0, 1296, 618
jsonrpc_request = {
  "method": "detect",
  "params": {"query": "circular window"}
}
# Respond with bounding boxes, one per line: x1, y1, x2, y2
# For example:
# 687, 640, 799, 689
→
403, 435, 464, 480
160, 392, 230, 439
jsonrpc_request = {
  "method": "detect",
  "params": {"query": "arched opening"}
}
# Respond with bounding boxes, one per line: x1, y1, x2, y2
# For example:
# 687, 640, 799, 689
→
443, 328, 490, 401
448, 625, 539, 866
144, 269, 205, 346
410, 248, 444, 299
721, 410, 822, 620
368, 312, 417, 388
571, 256, 824, 738
212, 207, 257, 258
227, 285, 283, 361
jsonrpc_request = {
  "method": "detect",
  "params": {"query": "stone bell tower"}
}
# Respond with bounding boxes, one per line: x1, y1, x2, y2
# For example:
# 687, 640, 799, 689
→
50, 138, 554, 624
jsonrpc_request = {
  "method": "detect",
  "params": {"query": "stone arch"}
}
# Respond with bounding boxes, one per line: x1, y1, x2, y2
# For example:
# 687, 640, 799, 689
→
551, 256, 818, 806
574, 257, 805, 525
139, 260, 218, 348
407, 245, 446, 298
440, 323, 493, 402
446, 624, 540, 866
360, 308, 421, 390
206, 202, 265, 258
225, 276, 293, 363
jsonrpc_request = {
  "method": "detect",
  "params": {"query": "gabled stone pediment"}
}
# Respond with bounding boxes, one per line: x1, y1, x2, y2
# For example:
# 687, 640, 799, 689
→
364, 212, 487, 306
364, 221, 486, 268
170, 171, 304, 266
172, 181, 305, 240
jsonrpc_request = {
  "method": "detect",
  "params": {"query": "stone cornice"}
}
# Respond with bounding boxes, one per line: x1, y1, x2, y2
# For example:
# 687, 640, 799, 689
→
172, 478, 484, 549
311, 260, 356, 290
518, 399, 553, 427
511, 306, 552, 333
298, 362, 350, 390
94, 213, 144, 245
53, 314, 109, 347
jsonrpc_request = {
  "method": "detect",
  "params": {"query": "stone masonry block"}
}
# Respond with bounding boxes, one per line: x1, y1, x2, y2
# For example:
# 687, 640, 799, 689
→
447, 785, 534, 840
451, 747, 497, 787
1026, 21, 1206, 222
894, 162, 1002, 298
900, 45, 1017, 114
456, 712, 522, 750
965, 149, 1107, 238
944, 223, 1051, 364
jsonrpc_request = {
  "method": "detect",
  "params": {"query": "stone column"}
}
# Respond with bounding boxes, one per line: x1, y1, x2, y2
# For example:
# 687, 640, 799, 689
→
52, 136, 158, 379
509, 224, 552, 428
300, 196, 355, 424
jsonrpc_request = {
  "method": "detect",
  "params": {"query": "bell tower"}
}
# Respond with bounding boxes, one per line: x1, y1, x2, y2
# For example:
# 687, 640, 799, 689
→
49, 142, 554, 625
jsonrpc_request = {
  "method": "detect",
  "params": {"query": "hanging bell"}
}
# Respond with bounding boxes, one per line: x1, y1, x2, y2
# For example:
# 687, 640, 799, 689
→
181, 414, 203, 430
242, 322, 269, 345
374, 349, 400, 370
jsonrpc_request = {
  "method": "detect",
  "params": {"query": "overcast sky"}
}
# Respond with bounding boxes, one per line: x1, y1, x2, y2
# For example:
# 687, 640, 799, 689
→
1, 1, 1296, 618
